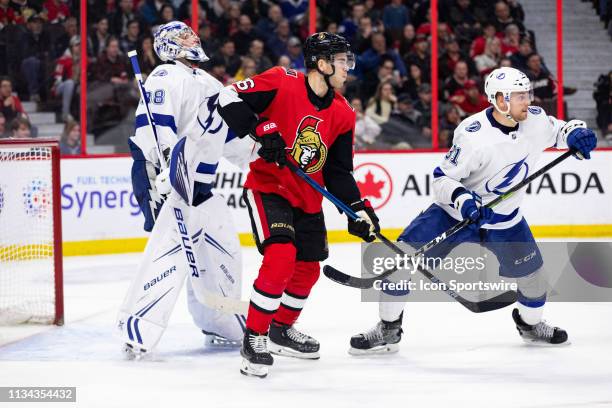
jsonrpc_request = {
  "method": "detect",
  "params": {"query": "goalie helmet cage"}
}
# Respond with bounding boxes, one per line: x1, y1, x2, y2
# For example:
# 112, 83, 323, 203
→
0, 138, 64, 326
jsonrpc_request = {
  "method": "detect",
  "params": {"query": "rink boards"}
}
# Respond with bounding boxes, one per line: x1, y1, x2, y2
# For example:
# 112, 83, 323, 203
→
58, 150, 612, 255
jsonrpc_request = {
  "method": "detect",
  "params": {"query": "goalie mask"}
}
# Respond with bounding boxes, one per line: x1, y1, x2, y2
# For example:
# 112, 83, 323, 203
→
154, 21, 208, 63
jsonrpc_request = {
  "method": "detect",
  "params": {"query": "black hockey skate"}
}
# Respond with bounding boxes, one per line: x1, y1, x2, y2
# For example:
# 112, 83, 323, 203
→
349, 314, 403, 355
240, 329, 274, 378
512, 308, 568, 345
268, 321, 320, 359
202, 330, 241, 348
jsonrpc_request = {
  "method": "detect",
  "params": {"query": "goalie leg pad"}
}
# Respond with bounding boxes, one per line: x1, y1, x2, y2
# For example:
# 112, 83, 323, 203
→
117, 201, 188, 353
185, 195, 246, 341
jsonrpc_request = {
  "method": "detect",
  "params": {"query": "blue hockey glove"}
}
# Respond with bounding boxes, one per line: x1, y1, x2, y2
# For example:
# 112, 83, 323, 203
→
567, 127, 597, 160
454, 191, 494, 228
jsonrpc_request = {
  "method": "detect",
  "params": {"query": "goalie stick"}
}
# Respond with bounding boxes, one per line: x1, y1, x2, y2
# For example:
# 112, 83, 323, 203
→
128, 51, 248, 316
322, 150, 574, 310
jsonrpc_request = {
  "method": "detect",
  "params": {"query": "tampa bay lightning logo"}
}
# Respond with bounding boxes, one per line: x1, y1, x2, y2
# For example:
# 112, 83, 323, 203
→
496, 72, 506, 80
466, 121, 481, 132
198, 93, 224, 135
485, 156, 529, 195
153, 69, 168, 77
22, 179, 51, 218
528, 106, 542, 115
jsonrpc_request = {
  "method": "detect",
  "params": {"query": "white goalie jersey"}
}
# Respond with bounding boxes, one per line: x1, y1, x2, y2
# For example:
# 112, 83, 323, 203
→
119, 60, 255, 353
128, 60, 256, 231
433, 106, 569, 230
130, 61, 256, 173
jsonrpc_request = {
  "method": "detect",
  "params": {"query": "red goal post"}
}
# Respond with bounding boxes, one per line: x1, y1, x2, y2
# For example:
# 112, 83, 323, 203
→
0, 138, 64, 325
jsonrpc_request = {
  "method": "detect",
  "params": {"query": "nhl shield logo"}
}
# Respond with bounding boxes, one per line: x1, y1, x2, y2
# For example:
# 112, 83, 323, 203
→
290, 116, 328, 173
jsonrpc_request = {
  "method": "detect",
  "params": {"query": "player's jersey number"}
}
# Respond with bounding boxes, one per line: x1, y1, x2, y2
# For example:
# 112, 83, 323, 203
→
145, 89, 165, 105
445, 144, 461, 165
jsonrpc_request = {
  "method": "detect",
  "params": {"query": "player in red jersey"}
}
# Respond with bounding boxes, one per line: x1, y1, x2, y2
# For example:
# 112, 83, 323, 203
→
218, 32, 380, 378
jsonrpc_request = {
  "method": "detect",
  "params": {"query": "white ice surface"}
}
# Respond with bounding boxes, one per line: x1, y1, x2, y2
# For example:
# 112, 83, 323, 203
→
1, 243, 612, 408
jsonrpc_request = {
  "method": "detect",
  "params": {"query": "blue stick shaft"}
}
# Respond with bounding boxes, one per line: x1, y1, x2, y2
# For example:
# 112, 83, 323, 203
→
285, 161, 360, 221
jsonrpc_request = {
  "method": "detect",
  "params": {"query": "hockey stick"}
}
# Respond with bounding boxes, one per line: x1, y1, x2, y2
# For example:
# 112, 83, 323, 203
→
128, 51, 247, 316
281, 160, 515, 312
323, 150, 574, 298
127, 51, 168, 170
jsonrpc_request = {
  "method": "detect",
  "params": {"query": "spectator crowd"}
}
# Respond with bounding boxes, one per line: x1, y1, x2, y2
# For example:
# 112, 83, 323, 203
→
0, 0, 608, 154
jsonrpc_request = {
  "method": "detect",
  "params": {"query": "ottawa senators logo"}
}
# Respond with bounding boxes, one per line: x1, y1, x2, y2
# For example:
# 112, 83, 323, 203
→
290, 116, 327, 173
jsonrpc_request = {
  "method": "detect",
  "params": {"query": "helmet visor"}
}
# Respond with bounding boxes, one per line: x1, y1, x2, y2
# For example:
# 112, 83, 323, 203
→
331, 51, 356, 70
509, 89, 534, 104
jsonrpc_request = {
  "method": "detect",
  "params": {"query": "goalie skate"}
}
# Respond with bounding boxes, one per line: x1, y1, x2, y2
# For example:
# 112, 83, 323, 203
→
202, 330, 241, 348
123, 343, 149, 360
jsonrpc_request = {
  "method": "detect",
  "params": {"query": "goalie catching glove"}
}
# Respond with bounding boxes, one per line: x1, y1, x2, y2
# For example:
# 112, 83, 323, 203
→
348, 199, 380, 242
251, 118, 287, 167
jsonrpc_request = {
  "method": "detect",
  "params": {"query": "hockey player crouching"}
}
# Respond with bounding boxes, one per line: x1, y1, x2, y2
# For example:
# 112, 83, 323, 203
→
218, 33, 380, 377
350, 67, 597, 354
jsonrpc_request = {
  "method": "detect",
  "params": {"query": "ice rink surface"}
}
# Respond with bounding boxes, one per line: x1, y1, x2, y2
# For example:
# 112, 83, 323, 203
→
1, 242, 612, 408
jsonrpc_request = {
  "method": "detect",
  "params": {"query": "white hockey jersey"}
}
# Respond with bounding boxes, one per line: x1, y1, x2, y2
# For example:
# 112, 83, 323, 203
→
129, 61, 255, 177
433, 106, 569, 230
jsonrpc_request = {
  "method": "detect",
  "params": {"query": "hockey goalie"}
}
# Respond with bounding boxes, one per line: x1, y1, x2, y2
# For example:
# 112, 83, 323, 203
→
116, 21, 255, 358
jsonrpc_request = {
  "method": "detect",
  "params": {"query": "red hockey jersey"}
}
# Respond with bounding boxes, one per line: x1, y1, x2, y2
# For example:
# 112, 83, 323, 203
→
229, 66, 357, 214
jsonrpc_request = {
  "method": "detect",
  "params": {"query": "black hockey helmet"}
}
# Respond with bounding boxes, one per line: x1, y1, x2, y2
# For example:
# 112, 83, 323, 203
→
304, 32, 353, 70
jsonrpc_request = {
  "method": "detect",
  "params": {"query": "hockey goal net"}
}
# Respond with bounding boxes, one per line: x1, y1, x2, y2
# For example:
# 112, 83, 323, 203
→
0, 139, 64, 325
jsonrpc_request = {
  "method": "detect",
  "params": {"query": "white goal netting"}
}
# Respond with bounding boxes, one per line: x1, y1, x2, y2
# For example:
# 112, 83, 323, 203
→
0, 142, 61, 325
